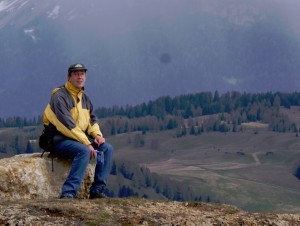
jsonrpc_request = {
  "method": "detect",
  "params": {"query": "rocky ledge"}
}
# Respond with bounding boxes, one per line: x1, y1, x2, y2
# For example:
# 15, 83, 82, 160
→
1, 198, 300, 225
0, 154, 300, 225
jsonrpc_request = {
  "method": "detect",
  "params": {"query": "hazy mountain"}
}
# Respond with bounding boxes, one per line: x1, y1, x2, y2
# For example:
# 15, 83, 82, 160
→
1, 0, 300, 117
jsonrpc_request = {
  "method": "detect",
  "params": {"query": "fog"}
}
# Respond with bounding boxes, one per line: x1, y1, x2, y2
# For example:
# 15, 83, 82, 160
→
1, 0, 300, 117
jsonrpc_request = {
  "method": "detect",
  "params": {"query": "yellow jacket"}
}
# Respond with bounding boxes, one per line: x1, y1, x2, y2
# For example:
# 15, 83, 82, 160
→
43, 81, 102, 146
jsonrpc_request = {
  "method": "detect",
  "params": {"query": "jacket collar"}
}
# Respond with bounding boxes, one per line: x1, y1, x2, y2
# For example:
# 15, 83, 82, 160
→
65, 81, 84, 97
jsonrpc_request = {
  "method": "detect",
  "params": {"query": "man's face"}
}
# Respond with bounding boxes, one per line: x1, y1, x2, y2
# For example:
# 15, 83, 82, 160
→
68, 70, 86, 88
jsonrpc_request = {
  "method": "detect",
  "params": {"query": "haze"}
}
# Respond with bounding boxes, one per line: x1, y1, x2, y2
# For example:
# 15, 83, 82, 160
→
0, 0, 300, 117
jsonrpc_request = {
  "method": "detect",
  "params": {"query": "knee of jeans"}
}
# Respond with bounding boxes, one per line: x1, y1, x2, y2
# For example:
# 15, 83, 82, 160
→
103, 143, 113, 154
79, 146, 91, 157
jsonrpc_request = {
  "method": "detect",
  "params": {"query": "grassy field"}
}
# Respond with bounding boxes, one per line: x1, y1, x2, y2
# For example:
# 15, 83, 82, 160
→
108, 125, 300, 213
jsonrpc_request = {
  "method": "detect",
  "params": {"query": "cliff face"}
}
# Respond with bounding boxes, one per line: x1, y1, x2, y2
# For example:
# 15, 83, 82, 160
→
0, 154, 300, 225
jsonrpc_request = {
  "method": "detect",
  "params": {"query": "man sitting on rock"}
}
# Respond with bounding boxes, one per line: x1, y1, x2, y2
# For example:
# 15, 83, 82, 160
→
42, 63, 113, 199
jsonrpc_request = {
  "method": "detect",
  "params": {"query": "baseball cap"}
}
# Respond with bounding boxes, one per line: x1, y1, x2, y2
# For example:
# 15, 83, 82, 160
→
68, 63, 87, 73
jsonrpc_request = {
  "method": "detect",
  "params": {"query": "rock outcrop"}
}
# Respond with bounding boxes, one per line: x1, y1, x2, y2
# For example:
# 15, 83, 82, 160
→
0, 153, 95, 200
1, 154, 300, 225
1, 198, 300, 225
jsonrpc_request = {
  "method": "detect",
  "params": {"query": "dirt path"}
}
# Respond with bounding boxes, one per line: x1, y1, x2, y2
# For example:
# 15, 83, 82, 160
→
147, 152, 263, 172
251, 152, 261, 165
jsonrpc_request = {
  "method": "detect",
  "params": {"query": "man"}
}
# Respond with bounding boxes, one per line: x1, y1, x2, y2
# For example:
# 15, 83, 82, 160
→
42, 63, 113, 199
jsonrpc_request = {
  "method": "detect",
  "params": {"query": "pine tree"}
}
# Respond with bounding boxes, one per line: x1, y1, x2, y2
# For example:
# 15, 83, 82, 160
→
25, 141, 34, 154
110, 161, 117, 175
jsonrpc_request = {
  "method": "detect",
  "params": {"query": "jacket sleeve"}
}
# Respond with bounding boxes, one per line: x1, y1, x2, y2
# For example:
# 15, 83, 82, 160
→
87, 111, 103, 138
44, 92, 91, 146
86, 98, 103, 138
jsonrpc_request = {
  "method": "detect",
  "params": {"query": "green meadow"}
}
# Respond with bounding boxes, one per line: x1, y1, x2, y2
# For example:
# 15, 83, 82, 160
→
108, 124, 300, 213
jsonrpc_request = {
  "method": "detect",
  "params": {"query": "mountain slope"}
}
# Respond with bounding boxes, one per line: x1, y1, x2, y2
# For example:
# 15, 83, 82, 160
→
1, 0, 300, 117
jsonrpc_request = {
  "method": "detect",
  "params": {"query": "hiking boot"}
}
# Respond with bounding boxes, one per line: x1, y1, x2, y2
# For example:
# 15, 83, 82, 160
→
60, 194, 74, 199
89, 192, 106, 199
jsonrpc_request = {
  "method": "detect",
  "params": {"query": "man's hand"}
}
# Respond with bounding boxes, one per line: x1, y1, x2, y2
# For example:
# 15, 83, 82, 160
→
94, 135, 105, 146
88, 144, 97, 159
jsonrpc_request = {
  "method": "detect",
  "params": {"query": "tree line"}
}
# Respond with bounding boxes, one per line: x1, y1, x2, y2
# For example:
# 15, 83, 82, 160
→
96, 91, 300, 136
94, 91, 300, 119
0, 116, 42, 128
1, 91, 299, 135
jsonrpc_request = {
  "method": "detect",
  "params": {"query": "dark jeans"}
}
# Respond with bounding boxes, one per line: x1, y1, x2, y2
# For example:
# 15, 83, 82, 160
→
54, 139, 113, 197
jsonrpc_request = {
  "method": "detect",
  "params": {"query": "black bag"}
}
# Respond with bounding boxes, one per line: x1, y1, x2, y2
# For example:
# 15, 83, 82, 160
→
39, 129, 54, 152
39, 126, 56, 171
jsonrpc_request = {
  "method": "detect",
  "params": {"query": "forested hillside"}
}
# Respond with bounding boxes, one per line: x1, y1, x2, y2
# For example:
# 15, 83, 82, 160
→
1, 91, 299, 155
95, 91, 300, 136
1, 91, 299, 132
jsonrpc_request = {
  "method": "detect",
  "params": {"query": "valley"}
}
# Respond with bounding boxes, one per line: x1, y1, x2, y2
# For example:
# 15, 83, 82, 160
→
109, 124, 300, 212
